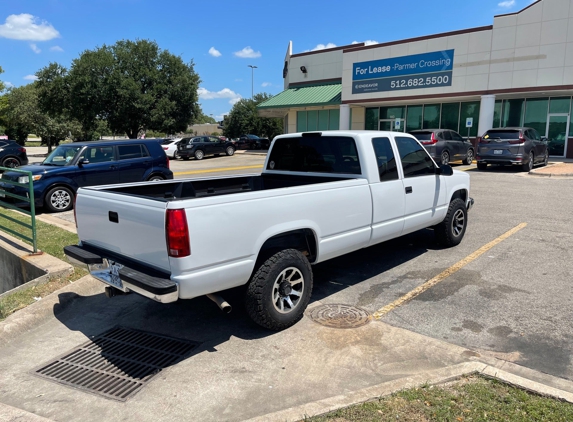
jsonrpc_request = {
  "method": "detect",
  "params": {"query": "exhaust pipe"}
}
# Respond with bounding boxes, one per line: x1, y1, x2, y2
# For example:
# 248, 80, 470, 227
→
207, 294, 232, 314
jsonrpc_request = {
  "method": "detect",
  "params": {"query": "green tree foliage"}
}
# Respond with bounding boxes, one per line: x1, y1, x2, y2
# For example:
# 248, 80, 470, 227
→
39, 39, 201, 140
0, 66, 5, 93
194, 111, 217, 124
223, 93, 283, 140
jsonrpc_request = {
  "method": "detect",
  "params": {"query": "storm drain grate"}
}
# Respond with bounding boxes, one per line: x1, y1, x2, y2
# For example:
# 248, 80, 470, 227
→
308, 304, 372, 329
33, 326, 199, 401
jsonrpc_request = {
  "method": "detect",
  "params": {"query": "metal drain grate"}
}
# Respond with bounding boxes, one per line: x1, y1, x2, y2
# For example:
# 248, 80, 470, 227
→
308, 304, 372, 329
33, 326, 199, 401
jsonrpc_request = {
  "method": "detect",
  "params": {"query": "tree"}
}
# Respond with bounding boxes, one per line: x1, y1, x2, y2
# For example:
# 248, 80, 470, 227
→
0, 65, 5, 93
223, 93, 282, 140
53, 39, 201, 139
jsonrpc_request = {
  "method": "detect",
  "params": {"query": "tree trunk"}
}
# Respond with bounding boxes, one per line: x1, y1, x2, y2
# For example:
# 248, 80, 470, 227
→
127, 128, 138, 139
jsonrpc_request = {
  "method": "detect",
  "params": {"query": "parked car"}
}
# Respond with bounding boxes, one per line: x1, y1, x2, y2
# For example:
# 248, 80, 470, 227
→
177, 136, 236, 160
0, 139, 173, 212
161, 138, 182, 159
476, 127, 548, 171
235, 134, 270, 150
0, 139, 29, 168
408, 129, 474, 166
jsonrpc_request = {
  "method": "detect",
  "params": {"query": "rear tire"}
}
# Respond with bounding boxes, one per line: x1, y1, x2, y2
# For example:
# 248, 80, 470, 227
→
2, 157, 21, 168
477, 162, 487, 170
226, 146, 235, 156
147, 175, 164, 181
522, 151, 533, 172
464, 149, 474, 165
45, 186, 74, 213
246, 249, 313, 331
435, 198, 467, 247
542, 150, 548, 167
441, 150, 450, 166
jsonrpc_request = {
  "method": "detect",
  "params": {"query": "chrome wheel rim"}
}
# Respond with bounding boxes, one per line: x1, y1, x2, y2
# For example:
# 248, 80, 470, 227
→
441, 151, 449, 165
226, 147, 234, 156
466, 150, 473, 164
3, 158, 20, 168
272, 267, 305, 314
452, 209, 465, 237
50, 189, 71, 210
528, 153, 533, 171
195, 150, 204, 159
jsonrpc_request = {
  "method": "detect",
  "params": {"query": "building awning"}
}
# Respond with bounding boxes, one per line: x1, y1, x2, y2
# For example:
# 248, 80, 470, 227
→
257, 83, 341, 117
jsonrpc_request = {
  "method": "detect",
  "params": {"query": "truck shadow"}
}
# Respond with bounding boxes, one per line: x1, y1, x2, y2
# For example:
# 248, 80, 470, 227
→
51, 228, 437, 378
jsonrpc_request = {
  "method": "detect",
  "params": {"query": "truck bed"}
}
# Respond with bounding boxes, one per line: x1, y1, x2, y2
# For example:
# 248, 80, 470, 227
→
94, 173, 353, 201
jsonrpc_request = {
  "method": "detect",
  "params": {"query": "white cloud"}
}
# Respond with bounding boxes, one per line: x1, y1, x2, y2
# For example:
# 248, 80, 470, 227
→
498, 0, 515, 7
233, 46, 261, 58
24, 74, 38, 81
30, 43, 41, 54
261, 82, 271, 87
215, 114, 227, 121
50, 45, 64, 52
0, 14, 60, 41
235, 78, 243, 82
4, 81, 14, 88
198, 87, 242, 105
311, 43, 337, 51
352, 40, 378, 46
209, 47, 221, 57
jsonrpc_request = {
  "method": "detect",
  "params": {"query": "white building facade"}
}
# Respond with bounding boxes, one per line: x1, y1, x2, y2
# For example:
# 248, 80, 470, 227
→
258, 0, 573, 158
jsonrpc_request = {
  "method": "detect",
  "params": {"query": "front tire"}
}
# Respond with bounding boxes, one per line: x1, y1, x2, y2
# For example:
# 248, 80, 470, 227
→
441, 150, 450, 166
226, 146, 235, 156
246, 249, 313, 331
194, 150, 204, 160
435, 198, 467, 247
464, 149, 474, 165
45, 186, 74, 213
542, 150, 548, 167
147, 175, 164, 181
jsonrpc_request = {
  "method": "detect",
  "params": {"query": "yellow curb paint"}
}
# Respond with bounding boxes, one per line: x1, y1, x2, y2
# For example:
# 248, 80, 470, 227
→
372, 222, 528, 319
174, 165, 263, 176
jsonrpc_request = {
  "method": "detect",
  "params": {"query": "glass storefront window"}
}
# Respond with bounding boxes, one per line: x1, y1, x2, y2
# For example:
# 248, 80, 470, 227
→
441, 103, 460, 131
365, 108, 379, 130
549, 97, 571, 114
406, 105, 423, 132
307, 110, 318, 131
523, 98, 548, 135
460, 102, 480, 137
501, 99, 524, 127
296, 111, 307, 132
380, 106, 405, 120
423, 104, 440, 129
329, 109, 340, 130
318, 110, 329, 131
493, 100, 503, 128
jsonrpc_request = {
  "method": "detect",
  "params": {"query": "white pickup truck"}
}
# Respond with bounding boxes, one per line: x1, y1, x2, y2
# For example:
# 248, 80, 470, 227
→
64, 130, 473, 330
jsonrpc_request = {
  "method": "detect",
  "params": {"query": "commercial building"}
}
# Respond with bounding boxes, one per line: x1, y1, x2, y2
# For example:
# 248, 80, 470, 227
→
258, 0, 573, 158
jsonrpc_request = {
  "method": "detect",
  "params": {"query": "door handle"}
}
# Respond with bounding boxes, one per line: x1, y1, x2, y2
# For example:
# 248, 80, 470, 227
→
405, 186, 413, 194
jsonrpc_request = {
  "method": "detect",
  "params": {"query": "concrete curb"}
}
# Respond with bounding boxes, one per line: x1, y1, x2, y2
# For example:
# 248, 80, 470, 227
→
244, 361, 573, 422
0, 402, 53, 421
529, 162, 573, 177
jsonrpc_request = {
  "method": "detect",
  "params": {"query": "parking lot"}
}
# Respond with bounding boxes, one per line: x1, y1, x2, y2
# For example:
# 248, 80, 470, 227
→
3, 153, 573, 421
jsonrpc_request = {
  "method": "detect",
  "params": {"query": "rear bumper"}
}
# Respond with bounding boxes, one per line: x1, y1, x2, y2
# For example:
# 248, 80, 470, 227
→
64, 244, 178, 303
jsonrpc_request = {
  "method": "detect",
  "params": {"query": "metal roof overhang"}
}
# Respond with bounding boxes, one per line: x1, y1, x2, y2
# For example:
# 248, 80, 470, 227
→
257, 83, 342, 118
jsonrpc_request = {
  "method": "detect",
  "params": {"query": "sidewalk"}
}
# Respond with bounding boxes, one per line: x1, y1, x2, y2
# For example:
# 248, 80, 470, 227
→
530, 160, 573, 177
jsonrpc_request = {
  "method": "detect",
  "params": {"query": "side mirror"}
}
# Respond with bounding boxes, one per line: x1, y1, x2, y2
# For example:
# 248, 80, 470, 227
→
541, 137, 548, 142
79, 158, 89, 166
436, 164, 453, 176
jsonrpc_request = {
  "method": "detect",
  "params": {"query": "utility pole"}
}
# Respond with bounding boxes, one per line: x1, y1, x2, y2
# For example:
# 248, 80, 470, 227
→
248, 65, 257, 99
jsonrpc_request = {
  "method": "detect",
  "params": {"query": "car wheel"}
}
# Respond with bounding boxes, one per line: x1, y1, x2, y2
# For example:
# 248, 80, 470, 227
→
194, 150, 204, 160
523, 152, 534, 172
464, 149, 474, 165
2, 157, 21, 168
174, 152, 181, 160
542, 150, 548, 167
45, 186, 74, 213
441, 150, 450, 166
477, 162, 488, 170
245, 249, 313, 331
434, 198, 467, 247
226, 146, 235, 156
147, 175, 164, 181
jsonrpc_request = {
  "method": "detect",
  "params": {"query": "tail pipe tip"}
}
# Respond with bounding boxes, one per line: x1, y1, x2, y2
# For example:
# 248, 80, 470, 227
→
207, 294, 232, 314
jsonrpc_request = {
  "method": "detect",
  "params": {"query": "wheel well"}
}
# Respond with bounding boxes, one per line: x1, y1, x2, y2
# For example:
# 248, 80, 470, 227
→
450, 189, 467, 204
256, 229, 317, 267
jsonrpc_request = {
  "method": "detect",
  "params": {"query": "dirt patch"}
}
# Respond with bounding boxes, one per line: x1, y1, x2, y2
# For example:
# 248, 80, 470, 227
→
532, 163, 573, 176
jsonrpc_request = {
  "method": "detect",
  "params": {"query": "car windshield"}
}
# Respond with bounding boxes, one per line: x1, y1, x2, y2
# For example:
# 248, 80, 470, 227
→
42, 145, 83, 166
409, 132, 432, 141
483, 131, 520, 140
246, 134, 260, 139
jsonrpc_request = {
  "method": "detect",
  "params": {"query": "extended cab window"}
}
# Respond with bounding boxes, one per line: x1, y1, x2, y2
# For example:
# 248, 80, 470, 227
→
118, 144, 149, 160
371, 137, 398, 182
267, 136, 361, 174
395, 136, 436, 178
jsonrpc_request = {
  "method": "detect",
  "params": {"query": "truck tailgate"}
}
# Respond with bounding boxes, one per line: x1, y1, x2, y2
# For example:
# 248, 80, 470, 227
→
75, 189, 170, 272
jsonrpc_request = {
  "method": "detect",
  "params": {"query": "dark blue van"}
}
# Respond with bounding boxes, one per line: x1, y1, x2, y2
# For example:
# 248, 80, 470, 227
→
0, 139, 173, 212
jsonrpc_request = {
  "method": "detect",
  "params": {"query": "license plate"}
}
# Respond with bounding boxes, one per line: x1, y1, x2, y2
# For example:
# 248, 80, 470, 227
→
108, 261, 124, 289
493, 150, 503, 155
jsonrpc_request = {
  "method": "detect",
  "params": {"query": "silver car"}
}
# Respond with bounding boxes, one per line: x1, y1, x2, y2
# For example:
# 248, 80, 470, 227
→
476, 127, 548, 172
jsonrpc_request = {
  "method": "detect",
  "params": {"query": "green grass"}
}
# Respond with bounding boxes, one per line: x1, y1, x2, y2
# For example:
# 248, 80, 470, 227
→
306, 376, 573, 421
0, 207, 87, 321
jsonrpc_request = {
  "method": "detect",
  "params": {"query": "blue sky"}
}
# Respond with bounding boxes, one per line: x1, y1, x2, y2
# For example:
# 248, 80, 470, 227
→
0, 0, 533, 121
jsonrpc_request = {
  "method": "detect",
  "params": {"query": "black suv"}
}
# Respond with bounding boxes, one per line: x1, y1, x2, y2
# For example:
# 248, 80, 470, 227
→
0, 139, 173, 212
409, 129, 474, 166
177, 136, 236, 160
476, 127, 548, 171
0, 139, 29, 168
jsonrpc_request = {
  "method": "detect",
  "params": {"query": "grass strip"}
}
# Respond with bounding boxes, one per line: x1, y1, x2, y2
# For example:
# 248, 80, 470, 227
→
306, 375, 573, 421
0, 208, 87, 321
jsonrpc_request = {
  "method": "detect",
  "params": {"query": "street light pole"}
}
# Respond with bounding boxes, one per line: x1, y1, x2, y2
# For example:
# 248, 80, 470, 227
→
248, 65, 257, 99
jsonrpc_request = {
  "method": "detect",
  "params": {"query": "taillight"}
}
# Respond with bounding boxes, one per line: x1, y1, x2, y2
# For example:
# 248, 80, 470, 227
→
479, 137, 489, 144
162, 146, 168, 150
18, 147, 26, 153
422, 133, 438, 145
509, 132, 525, 144
166, 209, 190, 257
